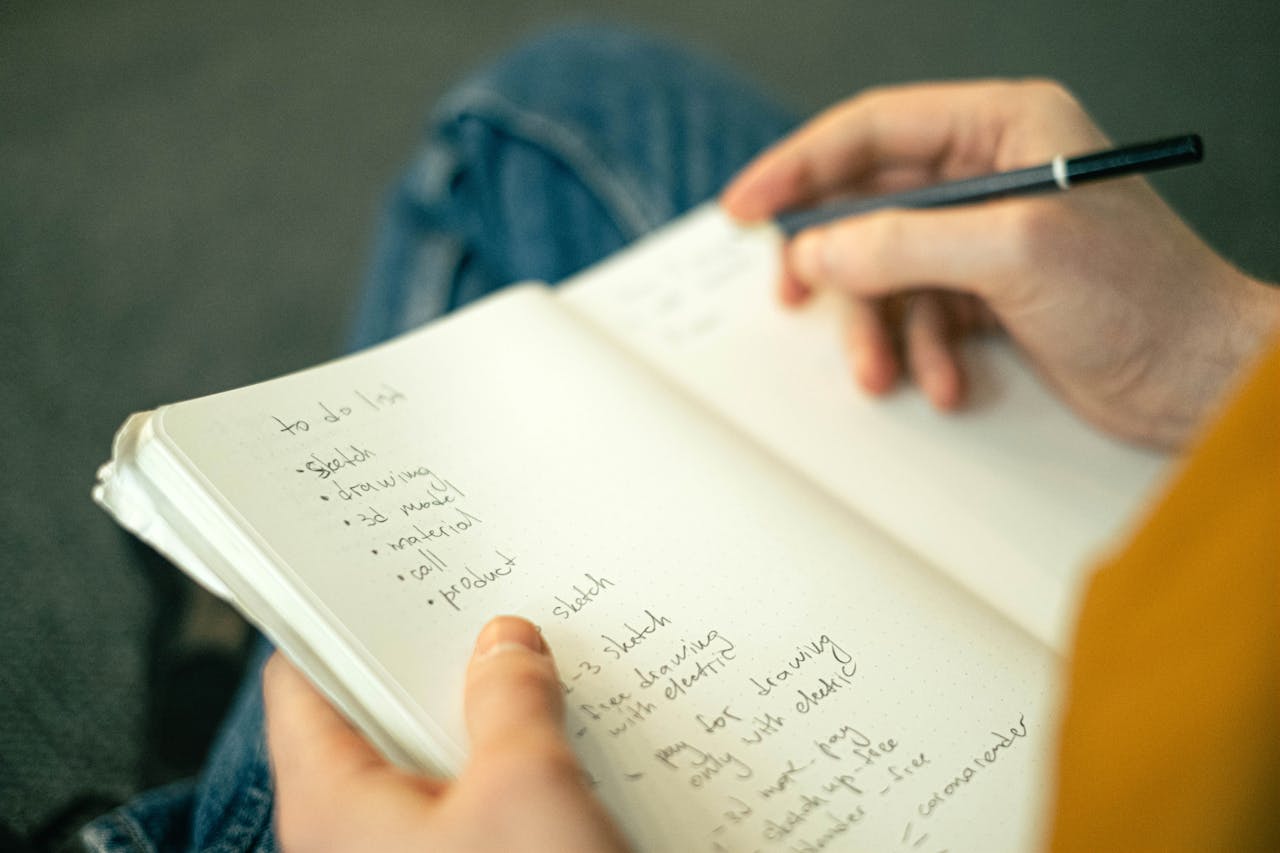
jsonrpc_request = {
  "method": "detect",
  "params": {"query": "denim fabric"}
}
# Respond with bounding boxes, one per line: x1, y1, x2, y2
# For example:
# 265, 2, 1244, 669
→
80, 24, 794, 852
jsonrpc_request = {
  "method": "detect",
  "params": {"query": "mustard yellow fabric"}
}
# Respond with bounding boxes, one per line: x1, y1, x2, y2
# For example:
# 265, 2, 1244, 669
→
1049, 338, 1280, 852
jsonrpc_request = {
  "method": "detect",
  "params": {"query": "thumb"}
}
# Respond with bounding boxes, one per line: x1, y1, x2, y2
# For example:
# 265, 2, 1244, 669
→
464, 616, 570, 763
788, 204, 1022, 303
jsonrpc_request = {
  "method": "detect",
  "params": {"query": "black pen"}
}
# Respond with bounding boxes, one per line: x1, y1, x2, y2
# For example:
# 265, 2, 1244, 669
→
776, 134, 1203, 236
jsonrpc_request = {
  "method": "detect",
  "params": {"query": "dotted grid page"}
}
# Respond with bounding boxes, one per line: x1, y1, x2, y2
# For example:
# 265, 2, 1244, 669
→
153, 283, 1058, 852
559, 203, 1170, 648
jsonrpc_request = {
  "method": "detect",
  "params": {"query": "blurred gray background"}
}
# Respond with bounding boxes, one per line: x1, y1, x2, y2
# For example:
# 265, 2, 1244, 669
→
2, 0, 1277, 848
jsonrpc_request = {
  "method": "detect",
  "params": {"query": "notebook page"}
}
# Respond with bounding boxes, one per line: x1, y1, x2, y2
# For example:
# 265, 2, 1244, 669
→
152, 284, 1057, 852
559, 203, 1170, 649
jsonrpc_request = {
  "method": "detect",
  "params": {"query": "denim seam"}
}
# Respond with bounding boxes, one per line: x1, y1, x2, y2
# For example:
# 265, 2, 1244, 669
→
78, 810, 152, 853
78, 781, 204, 853
433, 85, 664, 243
207, 769, 272, 853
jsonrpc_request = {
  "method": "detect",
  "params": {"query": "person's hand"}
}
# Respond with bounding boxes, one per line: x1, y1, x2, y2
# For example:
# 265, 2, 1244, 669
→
722, 80, 1280, 449
264, 616, 631, 853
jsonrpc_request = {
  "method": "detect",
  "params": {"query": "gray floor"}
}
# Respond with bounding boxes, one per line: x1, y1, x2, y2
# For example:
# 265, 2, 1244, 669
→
3, 0, 1278, 847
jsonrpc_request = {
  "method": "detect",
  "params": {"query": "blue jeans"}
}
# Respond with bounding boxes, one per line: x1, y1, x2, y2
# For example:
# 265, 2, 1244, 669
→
80, 25, 794, 852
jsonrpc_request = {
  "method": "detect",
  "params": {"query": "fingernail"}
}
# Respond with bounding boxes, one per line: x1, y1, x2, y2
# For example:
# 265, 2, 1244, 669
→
921, 362, 961, 412
779, 269, 812, 306
856, 350, 897, 396
474, 616, 547, 660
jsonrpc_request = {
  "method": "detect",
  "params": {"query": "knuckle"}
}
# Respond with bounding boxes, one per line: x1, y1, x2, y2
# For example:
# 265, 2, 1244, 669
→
1006, 199, 1049, 240
508, 662, 560, 703
1017, 77, 1081, 110
1000, 200, 1058, 269
904, 297, 943, 349
854, 214, 905, 277
470, 658, 562, 713
1013, 78, 1097, 136
852, 83, 896, 108
484, 739, 585, 792
784, 158, 821, 204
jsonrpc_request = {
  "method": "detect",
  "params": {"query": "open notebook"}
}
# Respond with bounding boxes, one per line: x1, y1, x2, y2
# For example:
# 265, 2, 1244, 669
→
95, 204, 1169, 852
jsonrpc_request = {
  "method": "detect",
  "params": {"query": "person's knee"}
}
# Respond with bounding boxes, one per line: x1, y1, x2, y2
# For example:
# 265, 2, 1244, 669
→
421, 25, 720, 236
479, 24, 701, 106
431, 23, 793, 223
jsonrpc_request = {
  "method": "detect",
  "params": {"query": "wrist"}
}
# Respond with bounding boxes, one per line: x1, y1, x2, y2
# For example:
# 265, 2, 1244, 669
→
1166, 268, 1280, 449
1227, 272, 1280, 353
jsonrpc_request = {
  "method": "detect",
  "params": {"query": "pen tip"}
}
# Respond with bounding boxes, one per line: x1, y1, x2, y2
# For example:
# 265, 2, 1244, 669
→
1186, 134, 1204, 161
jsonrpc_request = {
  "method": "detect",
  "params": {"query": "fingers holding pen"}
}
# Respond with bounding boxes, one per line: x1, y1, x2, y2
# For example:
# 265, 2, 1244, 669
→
721, 79, 1080, 222
841, 297, 899, 395
902, 293, 967, 411
838, 291, 971, 411
722, 88, 955, 221
787, 206, 1011, 302
787, 207, 1018, 410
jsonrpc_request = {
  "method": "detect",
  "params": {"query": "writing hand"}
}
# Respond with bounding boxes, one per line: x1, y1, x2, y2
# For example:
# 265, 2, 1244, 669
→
264, 616, 631, 853
722, 80, 1279, 448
